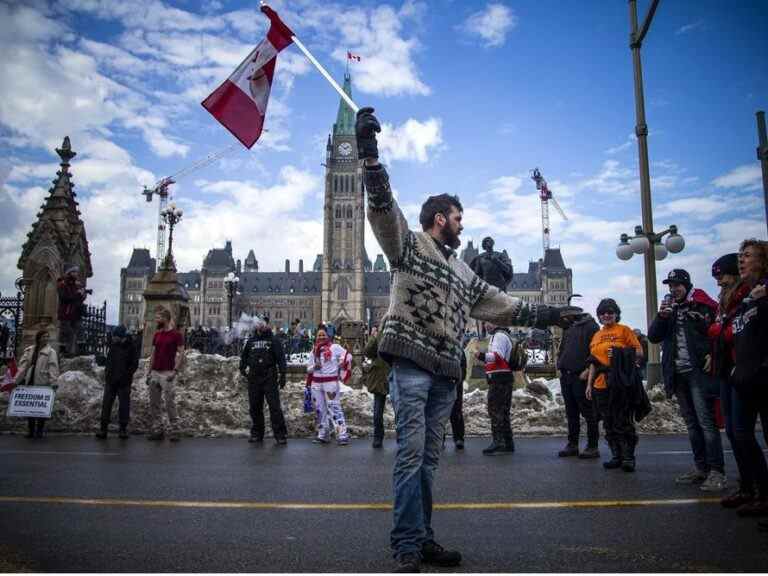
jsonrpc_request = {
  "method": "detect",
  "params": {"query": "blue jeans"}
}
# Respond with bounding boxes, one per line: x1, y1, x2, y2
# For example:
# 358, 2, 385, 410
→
675, 371, 725, 474
389, 359, 457, 559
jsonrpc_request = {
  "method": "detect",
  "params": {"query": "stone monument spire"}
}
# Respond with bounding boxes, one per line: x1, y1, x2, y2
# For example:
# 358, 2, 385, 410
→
17, 136, 93, 349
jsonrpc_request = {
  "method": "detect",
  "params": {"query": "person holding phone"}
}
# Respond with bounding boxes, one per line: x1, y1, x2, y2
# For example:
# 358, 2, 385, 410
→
649, 269, 724, 491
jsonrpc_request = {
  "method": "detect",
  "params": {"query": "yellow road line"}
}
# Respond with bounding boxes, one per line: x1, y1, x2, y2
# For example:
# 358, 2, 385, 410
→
0, 496, 721, 511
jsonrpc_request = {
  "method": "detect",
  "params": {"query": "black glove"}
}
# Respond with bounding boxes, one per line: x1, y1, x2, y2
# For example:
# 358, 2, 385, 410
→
355, 107, 381, 160
279, 373, 286, 389
537, 305, 583, 329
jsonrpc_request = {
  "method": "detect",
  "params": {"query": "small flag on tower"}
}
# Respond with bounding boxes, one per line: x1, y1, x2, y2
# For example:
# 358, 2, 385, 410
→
201, 5, 294, 148
347, 51, 361, 62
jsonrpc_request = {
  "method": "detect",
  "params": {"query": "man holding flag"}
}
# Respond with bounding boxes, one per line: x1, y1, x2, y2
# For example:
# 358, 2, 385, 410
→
356, 109, 579, 571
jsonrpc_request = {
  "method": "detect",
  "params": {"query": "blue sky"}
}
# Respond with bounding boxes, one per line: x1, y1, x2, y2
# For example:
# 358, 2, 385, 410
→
1, 0, 766, 328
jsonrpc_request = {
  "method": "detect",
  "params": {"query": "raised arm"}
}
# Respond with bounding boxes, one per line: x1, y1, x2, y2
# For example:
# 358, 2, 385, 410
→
364, 164, 412, 266
468, 270, 573, 330
357, 107, 412, 267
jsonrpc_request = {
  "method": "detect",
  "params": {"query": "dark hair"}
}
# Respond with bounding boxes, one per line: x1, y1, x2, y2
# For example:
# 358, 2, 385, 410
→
34, 329, 49, 347
596, 298, 621, 323
419, 194, 463, 231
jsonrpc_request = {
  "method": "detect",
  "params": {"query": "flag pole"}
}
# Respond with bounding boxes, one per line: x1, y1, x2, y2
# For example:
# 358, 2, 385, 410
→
290, 35, 360, 114
258, 2, 359, 112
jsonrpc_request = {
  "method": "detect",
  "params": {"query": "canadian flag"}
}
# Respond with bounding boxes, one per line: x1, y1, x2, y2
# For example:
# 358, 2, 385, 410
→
347, 51, 361, 62
202, 6, 294, 148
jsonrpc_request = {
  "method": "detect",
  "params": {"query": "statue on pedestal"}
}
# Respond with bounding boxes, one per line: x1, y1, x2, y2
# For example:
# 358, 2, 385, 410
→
470, 237, 513, 292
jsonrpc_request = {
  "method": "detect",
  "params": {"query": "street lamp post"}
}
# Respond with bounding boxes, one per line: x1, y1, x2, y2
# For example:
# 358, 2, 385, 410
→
627, 0, 662, 388
756, 110, 768, 235
616, 223, 685, 387
224, 272, 240, 330
160, 203, 183, 270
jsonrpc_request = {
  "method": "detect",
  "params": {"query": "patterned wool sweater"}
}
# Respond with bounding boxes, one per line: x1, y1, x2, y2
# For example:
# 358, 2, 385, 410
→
365, 164, 542, 380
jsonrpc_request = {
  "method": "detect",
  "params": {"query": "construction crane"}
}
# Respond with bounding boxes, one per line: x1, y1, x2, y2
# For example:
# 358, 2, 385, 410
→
139, 142, 242, 264
530, 168, 568, 254
142, 177, 175, 265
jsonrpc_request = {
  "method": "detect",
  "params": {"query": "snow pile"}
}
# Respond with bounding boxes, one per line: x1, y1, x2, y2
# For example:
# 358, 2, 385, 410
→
0, 354, 686, 437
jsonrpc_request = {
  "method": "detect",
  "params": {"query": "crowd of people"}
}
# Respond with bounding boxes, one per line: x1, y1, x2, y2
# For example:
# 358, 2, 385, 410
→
3, 105, 766, 572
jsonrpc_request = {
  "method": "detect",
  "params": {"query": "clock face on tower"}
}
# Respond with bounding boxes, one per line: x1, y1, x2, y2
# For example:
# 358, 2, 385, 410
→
337, 142, 353, 157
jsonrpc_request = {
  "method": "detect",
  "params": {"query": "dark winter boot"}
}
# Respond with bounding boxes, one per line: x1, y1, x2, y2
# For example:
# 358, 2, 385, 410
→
603, 442, 622, 469
621, 440, 636, 473
483, 440, 502, 455
95, 425, 108, 440
372, 437, 383, 449
394, 553, 420, 573
119, 426, 129, 439
34, 419, 45, 438
25, 419, 35, 439
578, 444, 600, 459
421, 540, 462, 567
502, 434, 515, 453
558, 442, 579, 457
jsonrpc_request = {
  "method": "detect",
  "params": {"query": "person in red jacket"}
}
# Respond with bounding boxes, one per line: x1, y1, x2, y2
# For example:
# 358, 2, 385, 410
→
57, 266, 88, 358
719, 240, 768, 518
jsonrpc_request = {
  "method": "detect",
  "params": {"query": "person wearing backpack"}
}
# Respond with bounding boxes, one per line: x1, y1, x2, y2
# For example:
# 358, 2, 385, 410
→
476, 322, 516, 455
239, 316, 288, 445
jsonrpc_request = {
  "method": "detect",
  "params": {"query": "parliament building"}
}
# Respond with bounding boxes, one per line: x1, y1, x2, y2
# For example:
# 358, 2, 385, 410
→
119, 73, 572, 331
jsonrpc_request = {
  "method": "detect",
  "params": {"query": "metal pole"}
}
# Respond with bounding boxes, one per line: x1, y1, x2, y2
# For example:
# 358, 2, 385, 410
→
291, 35, 360, 114
629, 0, 661, 388
756, 111, 768, 236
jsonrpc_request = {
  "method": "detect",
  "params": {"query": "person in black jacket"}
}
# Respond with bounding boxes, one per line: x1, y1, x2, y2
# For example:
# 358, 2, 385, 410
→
727, 239, 768, 518
648, 269, 725, 492
96, 325, 138, 439
557, 312, 600, 459
240, 317, 288, 445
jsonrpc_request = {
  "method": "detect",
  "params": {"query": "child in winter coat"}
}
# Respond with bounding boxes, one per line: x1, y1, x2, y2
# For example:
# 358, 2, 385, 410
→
306, 326, 352, 445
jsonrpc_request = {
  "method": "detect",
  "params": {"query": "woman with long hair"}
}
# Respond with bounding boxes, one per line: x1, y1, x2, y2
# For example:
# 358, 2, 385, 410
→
720, 239, 768, 518
306, 325, 352, 445
16, 329, 60, 438
708, 253, 753, 507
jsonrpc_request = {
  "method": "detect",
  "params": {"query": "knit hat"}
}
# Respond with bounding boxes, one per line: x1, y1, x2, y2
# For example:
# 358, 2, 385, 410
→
662, 269, 692, 290
596, 298, 621, 322
712, 253, 739, 278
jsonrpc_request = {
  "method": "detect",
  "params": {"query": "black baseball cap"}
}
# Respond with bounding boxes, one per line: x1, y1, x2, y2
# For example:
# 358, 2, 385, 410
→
662, 269, 691, 288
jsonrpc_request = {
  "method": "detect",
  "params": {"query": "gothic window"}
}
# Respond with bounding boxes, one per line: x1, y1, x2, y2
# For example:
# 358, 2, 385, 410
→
335, 206, 342, 219
346, 205, 353, 219
333, 175, 338, 193
338, 284, 348, 300
346, 221, 353, 229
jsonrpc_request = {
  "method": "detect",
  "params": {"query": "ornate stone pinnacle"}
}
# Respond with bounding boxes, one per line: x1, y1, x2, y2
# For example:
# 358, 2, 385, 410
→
56, 136, 76, 164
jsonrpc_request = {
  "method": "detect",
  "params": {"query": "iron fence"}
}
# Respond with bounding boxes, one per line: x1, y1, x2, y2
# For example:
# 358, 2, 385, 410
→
77, 300, 108, 357
0, 292, 23, 363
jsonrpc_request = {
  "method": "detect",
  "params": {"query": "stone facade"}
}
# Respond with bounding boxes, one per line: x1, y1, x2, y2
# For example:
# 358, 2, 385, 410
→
17, 137, 93, 350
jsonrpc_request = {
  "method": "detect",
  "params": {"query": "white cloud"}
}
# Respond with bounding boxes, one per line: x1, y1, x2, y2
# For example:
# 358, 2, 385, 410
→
712, 163, 762, 190
604, 134, 634, 155
460, 3, 517, 48
328, 5, 429, 96
676, 20, 705, 35
378, 118, 444, 163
